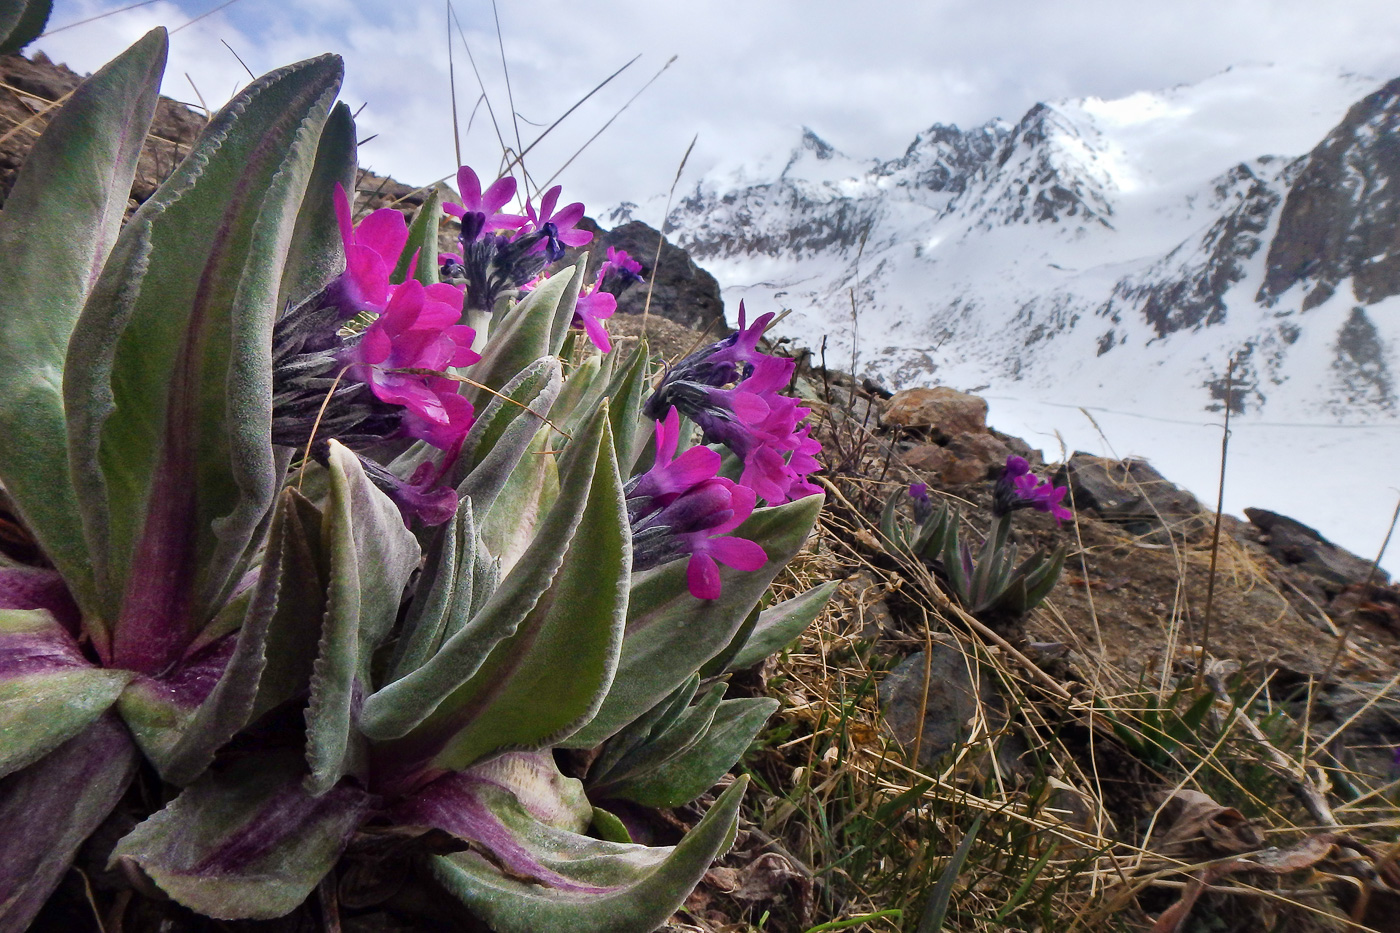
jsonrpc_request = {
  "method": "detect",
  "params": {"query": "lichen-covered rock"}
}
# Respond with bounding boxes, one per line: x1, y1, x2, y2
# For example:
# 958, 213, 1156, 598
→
882, 387, 988, 437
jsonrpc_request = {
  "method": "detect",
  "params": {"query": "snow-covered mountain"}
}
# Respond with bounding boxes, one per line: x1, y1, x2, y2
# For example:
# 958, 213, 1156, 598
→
611, 65, 1400, 571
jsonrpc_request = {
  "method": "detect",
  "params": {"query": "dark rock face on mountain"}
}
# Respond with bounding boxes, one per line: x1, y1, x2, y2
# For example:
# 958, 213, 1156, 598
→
573, 219, 728, 335
1105, 159, 1292, 339
1258, 77, 1400, 310
875, 121, 1008, 194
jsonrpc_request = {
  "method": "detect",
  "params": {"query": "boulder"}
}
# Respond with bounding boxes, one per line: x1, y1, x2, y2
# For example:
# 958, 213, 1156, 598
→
1054, 454, 1207, 537
882, 387, 988, 438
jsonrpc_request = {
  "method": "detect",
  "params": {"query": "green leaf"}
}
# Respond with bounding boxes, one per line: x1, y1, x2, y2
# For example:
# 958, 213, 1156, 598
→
467, 262, 584, 401
724, 580, 839, 673
453, 355, 564, 513
278, 100, 356, 312
0, 29, 166, 619
0, 609, 131, 778
110, 751, 372, 921
304, 442, 420, 794
393, 187, 441, 286
588, 683, 726, 793
362, 409, 627, 783
65, 53, 344, 673
478, 425, 559, 577
387, 497, 476, 681
599, 697, 777, 809
0, 0, 52, 55
590, 675, 701, 782
590, 807, 632, 844
566, 494, 822, 747
430, 775, 747, 933
916, 815, 982, 933
0, 714, 137, 932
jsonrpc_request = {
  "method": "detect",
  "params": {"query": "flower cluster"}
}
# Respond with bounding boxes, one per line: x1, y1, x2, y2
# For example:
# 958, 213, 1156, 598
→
568, 246, 645, 353
271, 184, 482, 524
439, 166, 594, 314
992, 456, 1073, 522
644, 303, 821, 506
627, 408, 768, 599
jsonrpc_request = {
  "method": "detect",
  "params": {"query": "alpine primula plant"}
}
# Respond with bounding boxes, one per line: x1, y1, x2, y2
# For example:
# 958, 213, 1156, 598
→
0, 31, 827, 933
882, 456, 1070, 619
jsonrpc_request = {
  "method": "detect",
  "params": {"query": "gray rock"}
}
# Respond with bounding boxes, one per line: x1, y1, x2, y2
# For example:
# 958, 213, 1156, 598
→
1244, 507, 1387, 593
1054, 453, 1208, 538
878, 643, 989, 769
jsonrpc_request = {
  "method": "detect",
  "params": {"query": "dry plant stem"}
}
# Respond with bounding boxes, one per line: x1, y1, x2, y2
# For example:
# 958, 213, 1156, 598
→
40, 0, 161, 37
0, 86, 75, 147
641, 134, 697, 337
489, 0, 526, 189
446, 1, 511, 164
445, 0, 462, 169
499, 55, 640, 179
170, 0, 247, 36
1197, 358, 1233, 691
910, 606, 934, 769
540, 55, 678, 191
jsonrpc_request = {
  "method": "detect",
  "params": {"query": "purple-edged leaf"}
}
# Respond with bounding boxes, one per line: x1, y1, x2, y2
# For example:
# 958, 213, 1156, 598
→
116, 496, 292, 784
304, 442, 419, 794
0, 565, 81, 633
392, 751, 591, 840
361, 411, 626, 788
565, 495, 823, 748
278, 101, 356, 312
0, 609, 131, 778
64, 54, 343, 674
428, 775, 747, 933
0, 713, 137, 933
0, 29, 166, 622
110, 751, 373, 921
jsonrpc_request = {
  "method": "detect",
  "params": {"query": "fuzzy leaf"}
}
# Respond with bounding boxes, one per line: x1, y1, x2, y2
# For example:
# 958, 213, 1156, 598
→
304, 442, 420, 794
0, 29, 166, 619
0, 713, 137, 933
453, 355, 564, 512
278, 101, 356, 312
479, 425, 559, 577
361, 410, 627, 787
430, 775, 747, 933
566, 495, 822, 747
598, 698, 777, 809
0, 0, 51, 55
723, 580, 839, 673
110, 751, 372, 921
0, 609, 130, 778
588, 683, 726, 794
386, 499, 473, 682
65, 53, 343, 673
467, 263, 583, 400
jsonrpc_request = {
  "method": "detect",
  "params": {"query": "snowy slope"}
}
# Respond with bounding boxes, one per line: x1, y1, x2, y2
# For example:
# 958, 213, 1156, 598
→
620, 65, 1400, 573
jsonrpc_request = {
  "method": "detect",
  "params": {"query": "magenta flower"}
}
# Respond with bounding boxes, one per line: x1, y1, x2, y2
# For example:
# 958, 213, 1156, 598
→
332, 182, 408, 316
525, 185, 593, 261
572, 269, 618, 353
600, 246, 644, 291
343, 278, 480, 451
626, 408, 768, 600
993, 456, 1072, 522
444, 165, 525, 241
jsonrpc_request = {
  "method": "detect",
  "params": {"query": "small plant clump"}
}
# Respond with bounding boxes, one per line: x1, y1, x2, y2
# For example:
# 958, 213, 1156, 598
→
0, 29, 831, 933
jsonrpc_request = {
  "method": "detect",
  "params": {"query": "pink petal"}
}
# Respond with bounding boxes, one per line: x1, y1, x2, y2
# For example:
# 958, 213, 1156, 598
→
482, 176, 517, 214
559, 227, 594, 247
538, 185, 561, 222
581, 314, 612, 353
551, 202, 584, 229
686, 554, 722, 600
668, 445, 722, 488
457, 165, 483, 210
356, 209, 409, 264
359, 326, 393, 365
656, 407, 681, 464
707, 536, 767, 572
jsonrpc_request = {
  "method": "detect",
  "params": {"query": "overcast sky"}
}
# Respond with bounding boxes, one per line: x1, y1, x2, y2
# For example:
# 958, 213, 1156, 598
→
31, 0, 1400, 216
